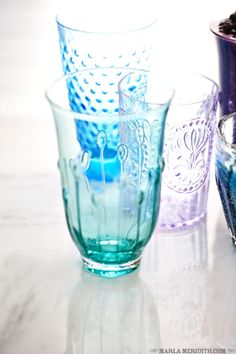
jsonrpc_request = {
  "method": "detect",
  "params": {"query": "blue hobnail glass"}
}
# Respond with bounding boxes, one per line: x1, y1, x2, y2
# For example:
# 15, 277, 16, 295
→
56, 15, 156, 179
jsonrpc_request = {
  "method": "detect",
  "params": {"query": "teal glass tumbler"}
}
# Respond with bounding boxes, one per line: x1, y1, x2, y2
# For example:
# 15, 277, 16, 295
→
46, 68, 174, 277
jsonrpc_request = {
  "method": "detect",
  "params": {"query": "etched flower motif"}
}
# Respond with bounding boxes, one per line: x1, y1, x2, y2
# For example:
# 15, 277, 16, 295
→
164, 120, 211, 193
120, 119, 152, 187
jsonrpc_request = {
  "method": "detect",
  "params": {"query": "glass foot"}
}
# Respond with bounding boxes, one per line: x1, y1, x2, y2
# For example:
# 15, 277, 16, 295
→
231, 234, 236, 246
157, 211, 207, 230
228, 228, 236, 246
81, 256, 141, 278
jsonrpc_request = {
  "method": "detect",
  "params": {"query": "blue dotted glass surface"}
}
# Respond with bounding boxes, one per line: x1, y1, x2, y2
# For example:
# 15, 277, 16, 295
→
57, 21, 153, 180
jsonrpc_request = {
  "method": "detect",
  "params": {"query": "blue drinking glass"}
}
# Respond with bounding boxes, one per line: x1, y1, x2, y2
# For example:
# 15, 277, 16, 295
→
46, 68, 174, 277
56, 13, 156, 180
216, 112, 236, 246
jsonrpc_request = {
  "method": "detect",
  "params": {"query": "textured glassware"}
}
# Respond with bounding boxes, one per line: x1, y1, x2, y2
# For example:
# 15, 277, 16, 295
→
159, 74, 219, 228
46, 68, 174, 277
120, 73, 219, 229
215, 112, 236, 246
57, 13, 156, 73
65, 271, 160, 353
56, 12, 156, 171
210, 21, 236, 116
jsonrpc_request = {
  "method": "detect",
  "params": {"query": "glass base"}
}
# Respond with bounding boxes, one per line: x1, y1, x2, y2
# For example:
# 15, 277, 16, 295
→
81, 256, 141, 278
229, 230, 236, 246
157, 211, 207, 230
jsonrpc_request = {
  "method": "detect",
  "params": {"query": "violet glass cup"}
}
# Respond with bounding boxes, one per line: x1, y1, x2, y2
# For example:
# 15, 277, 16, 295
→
120, 73, 219, 229
210, 21, 236, 116
159, 74, 219, 229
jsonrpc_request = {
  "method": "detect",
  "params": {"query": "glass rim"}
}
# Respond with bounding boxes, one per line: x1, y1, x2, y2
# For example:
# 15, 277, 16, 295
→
217, 112, 236, 150
119, 71, 219, 107
56, 14, 157, 35
118, 71, 175, 107
174, 72, 218, 106
45, 67, 175, 121
210, 21, 236, 44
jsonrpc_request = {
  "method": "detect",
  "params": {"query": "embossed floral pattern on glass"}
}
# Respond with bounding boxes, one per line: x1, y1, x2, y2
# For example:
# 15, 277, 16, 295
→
119, 73, 219, 229
46, 68, 174, 277
157, 74, 219, 229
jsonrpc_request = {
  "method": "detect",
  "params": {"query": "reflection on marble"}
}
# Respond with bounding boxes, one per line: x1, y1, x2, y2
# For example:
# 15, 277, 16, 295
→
141, 219, 211, 347
208, 223, 236, 349
65, 271, 160, 354
156, 262, 210, 347
142, 218, 208, 277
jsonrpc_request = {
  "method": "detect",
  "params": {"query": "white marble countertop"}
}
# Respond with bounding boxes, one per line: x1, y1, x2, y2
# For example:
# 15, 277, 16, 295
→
0, 1, 236, 353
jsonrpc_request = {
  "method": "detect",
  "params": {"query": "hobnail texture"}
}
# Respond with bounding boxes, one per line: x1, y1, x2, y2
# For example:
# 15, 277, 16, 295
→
67, 69, 122, 156
57, 17, 155, 164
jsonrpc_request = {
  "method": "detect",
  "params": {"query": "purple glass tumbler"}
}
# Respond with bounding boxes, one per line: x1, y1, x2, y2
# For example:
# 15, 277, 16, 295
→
157, 74, 219, 229
119, 72, 219, 229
